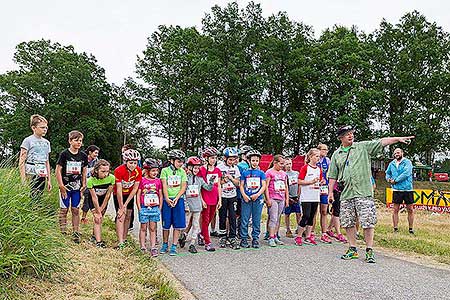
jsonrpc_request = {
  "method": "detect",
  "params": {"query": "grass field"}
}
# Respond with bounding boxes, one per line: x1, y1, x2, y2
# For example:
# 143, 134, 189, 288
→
5, 217, 180, 300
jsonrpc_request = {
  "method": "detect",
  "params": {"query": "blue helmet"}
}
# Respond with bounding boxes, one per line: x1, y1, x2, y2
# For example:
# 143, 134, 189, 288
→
223, 147, 239, 158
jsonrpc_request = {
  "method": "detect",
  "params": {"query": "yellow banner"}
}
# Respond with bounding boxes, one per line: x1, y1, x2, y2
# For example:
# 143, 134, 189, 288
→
386, 188, 450, 213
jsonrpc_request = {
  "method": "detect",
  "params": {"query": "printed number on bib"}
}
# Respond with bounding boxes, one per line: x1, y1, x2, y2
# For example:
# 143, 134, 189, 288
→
168, 175, 181, 187
94, 188, 108, 196
186, 184, 199, 197
206, 174, 219, 184
288, 175, 298, 186
246, 177, 260, 190
66, 161, 82, 175
35, 164, 48, 177
144, 193, 159, 206
223, 181, 235, 191
320, 185, 328, 195
274, 180, 285, 192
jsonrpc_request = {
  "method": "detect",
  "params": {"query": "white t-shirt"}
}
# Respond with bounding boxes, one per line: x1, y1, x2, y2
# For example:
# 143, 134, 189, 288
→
299, 164, 322, 202
218, 163, 241, 198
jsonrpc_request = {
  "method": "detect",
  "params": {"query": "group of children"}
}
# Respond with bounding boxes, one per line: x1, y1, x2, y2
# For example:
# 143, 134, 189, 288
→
19, 114, 348, 258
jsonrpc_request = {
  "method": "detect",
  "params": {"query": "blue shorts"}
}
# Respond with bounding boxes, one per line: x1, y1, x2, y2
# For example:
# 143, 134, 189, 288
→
284, 202, 302, 214
139, 206, 161, 223
60, 190, 81, 209
320, 194, 329, 205
162, 198, 186, 230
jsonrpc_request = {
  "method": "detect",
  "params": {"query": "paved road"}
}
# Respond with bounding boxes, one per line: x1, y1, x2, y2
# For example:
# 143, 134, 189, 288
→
107, 205, 450, 300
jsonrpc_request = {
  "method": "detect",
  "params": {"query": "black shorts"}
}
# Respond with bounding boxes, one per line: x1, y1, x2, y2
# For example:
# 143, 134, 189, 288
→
113, 194, 135, 211
82, 191, 94, 212
331, 190, 341, 217
393, 191, 414, 205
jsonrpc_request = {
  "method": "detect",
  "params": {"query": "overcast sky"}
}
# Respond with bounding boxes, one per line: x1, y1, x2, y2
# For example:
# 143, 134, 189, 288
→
1, 0, 448, 85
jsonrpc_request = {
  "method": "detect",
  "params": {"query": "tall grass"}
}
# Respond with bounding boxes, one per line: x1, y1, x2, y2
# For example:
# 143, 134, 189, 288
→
0, 158, 66, 296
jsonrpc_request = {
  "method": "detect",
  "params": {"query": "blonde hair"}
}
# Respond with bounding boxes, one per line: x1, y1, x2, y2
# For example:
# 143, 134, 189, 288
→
317, 143, 328, 150
30, 114, 47, 127
305, 148, 320, 163
68, 130, 84, 141
92, 159, 110, 178
269, 154, 284, 168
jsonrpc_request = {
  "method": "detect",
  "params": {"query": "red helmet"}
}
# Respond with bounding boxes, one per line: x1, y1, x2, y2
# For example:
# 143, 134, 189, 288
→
187, 156, 202, 166
202, 146, 219, 158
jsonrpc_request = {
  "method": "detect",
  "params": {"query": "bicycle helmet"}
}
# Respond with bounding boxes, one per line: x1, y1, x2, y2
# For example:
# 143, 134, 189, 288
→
122, 149, 141, 162
167, 149, 186, 161
143, 158, 160, 169
246, 149, 261, 159
240, 145, 253, 155
223, 147, 239, 158
202, 146, 219, 158
187, 156, 202, 166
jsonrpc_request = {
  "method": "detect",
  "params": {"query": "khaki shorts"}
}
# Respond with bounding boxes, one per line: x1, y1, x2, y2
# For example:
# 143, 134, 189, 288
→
340, 196, 377, 229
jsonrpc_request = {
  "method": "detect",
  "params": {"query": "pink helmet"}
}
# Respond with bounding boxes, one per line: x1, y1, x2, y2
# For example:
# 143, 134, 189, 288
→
201, 146, 219, 158
187, 156, 202, 166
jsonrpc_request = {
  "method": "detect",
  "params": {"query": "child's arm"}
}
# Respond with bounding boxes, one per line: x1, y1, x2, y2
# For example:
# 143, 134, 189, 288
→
264, 177, 272, 206
284, 178, 289, 207
200, 177, 214, 191
161, 179, 172, 206
115, 183, 125, 217
81, 165, 87, 192
101, 186, 114, 213
240, 180, 250, 202
159, 189, 163, 210
55, 164, 67, 199
124, 182, 140, 208
19, 148, 27, 183
45, 159, 52, 191
173, 181, 187, 206
89, 188, 101, 213
217, 179, 222, 209
136, 188, 142, 211
253, 179, 267, 200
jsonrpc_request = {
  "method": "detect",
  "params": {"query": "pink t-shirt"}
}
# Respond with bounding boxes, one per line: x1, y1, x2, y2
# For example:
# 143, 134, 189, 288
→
199, 166, 222, 205
265, 168, 287, 201
139, 177, 162, 207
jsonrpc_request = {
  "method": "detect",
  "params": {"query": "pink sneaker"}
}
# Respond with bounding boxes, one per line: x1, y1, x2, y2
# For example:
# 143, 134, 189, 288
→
320, 234, 332, 244
304, 235, 317, 245
294, 236, 303, 246
337, 234, 348, 243
326, 230, 336, 239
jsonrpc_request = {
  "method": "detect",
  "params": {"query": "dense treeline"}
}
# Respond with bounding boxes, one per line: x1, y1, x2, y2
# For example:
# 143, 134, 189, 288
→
1, 2, 449, 165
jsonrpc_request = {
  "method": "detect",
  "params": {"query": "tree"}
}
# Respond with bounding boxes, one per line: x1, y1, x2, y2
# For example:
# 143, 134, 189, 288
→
0, 40, 123, 165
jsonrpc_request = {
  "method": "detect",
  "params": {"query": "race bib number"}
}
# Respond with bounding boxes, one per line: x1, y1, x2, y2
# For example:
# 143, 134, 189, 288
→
168, 175, 181, 187
320, 185, 328, 195
94, 188, 108, 196
288, 175, 298, 186
144, 193, 159, 206
223, 181, 235, 191
206, 174, 219, 184
186, 184, 199, 197
246, 177, 260, 190
122, 180, 135, 189
35, 164, 48, 177
274, 180, 285, 192
66, 161, 82, 175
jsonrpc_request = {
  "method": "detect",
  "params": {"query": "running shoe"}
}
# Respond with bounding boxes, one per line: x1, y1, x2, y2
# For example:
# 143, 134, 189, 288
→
96, 241, 106, 248
178, 232, 186, 248
89, 235, 96, 244
72, 232, 81, 244
409, 229, 415, 235
341, 248, 359, 260
160, 242, 169, 254
251, 239, 260, 249
263, 232, 270, 240
326, 230, 336, 239
337, 233, 348, 243
274, 237, 284, 245
140, 247, 147, 253
151, 248, 158, 257
188, 244, 198, 254
320, 234, 332, 244
197, 234, 205, 246
205, 243, 216, 252
294, 236, 302, 246
393, 228, 399, 233
169, 244, 177, 256
229, 238, 240, 250
219, 237, 227, 248
285, 231, 294, 238
240, 239, 250, 248
268, 238, 276, 247
304, 235, 317, 245
365, 249, 376, 263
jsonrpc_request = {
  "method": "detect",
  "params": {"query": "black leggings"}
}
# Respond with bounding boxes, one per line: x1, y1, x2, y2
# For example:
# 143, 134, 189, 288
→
299, 202, 319, 227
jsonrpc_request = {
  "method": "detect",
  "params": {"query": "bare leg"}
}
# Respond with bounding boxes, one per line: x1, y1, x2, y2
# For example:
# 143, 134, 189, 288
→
392, 203, 400, 229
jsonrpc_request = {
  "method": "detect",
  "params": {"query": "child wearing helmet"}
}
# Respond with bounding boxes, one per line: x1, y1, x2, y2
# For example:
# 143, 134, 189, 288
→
236, 145, 252, 238
239, 149, 267, 248
180, 156, 214, 253
113, 149, 142, 249
198, 146, 222, 252
160, 149, 188, 256
217, 147, 241, 249
137, 158, 162, 257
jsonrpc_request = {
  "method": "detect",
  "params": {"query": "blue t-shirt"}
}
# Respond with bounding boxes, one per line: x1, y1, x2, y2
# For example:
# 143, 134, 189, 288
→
240, 168, 266, 200
318, 157, 331, 185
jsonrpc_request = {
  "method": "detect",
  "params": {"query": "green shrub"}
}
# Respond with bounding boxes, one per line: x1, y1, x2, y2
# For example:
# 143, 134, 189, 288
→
0, 167, 66, 280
